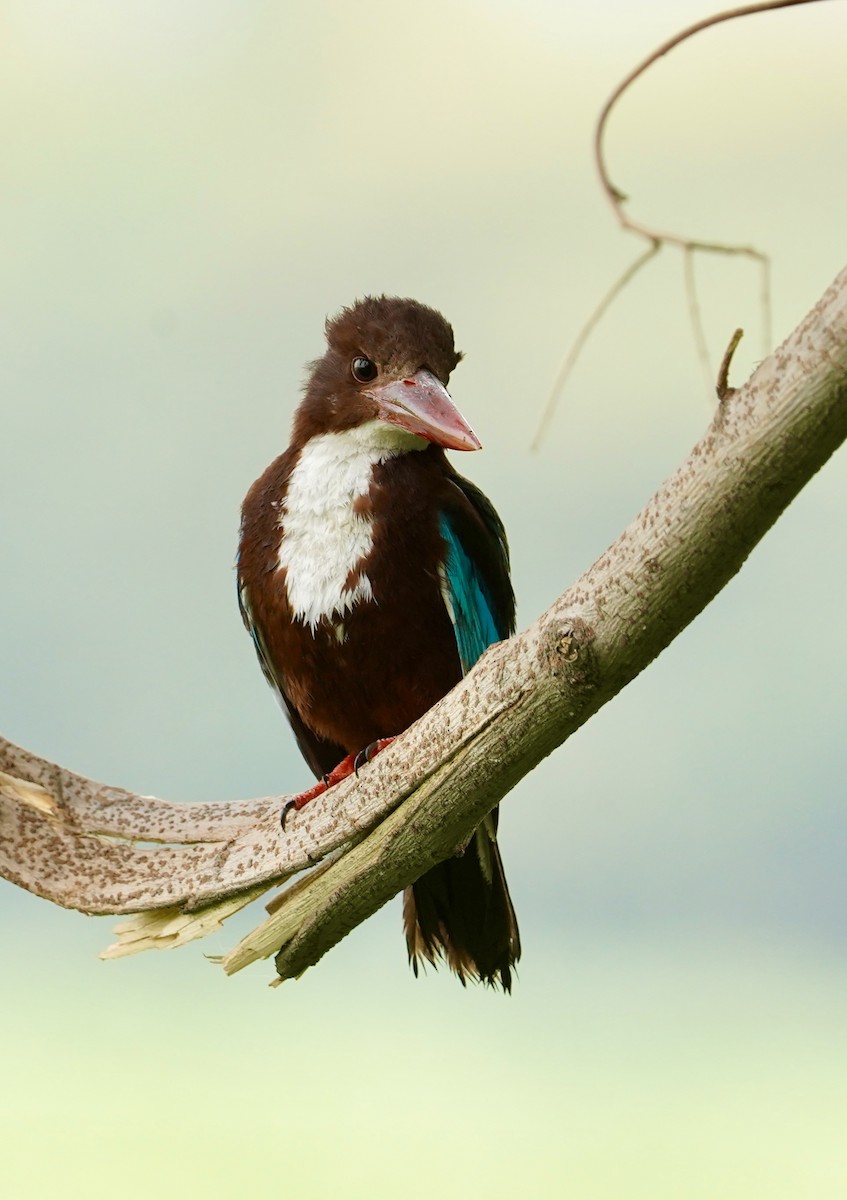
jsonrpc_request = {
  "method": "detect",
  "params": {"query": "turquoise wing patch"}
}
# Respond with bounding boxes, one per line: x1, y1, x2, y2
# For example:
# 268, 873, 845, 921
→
438, 513, 503, 674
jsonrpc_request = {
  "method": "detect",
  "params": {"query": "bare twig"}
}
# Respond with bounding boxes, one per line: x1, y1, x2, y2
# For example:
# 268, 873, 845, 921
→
536, 0, 828, 444
683, 247, 713, 393
531, 241, 660, 453
594, 0, 829, 237
717, 327, 745, 400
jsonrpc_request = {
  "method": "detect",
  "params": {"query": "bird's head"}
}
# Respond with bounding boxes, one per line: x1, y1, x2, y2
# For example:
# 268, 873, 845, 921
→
294, 296, 480, 452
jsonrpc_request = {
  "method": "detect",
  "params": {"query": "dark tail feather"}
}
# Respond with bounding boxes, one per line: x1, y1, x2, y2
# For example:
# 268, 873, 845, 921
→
403, 809, 520, 992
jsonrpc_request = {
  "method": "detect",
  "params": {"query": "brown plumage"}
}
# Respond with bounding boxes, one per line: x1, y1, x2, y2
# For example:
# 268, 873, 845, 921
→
237, 296, 520, 989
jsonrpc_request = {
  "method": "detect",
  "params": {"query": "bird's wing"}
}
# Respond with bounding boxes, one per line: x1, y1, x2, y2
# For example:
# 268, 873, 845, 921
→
435, 472, 517, 882
237, 571, 346, 778
439, 473, 516, 675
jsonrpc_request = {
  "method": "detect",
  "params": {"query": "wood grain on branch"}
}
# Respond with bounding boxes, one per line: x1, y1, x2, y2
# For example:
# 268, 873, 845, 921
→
3, 266, 847, 982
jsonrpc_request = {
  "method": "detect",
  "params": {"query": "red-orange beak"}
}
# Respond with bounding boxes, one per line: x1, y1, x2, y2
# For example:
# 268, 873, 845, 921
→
370, 369, 481, 452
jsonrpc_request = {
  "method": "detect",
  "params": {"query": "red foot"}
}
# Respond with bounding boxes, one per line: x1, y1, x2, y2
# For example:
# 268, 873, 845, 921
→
280, 738, 396, 830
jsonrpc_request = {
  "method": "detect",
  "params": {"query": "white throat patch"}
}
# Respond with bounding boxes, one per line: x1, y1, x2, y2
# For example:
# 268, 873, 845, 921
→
278, 420, 425, 631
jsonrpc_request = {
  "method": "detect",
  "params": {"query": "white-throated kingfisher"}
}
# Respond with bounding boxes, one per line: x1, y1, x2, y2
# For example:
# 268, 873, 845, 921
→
237, 296, 520, 990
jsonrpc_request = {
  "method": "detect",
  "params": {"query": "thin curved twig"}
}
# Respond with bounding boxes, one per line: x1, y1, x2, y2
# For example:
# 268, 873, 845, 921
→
592, 0, 825, 359
531, 241, 660, 453
535, 0, 828, 446
683, 247, 713, 393
594, 0, 830, 232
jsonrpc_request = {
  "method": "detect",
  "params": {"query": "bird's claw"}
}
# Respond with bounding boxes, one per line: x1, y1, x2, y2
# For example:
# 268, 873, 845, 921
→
354, 737, 396, 776
279, 776, 330, 830
280, 739, 396, 829
353, 743, 375, 776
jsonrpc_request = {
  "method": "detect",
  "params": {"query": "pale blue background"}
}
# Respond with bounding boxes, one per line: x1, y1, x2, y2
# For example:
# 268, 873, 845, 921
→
2, 2, 847, 1196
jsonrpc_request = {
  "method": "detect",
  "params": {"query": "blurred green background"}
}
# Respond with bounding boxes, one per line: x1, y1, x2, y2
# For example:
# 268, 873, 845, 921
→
3, 1, 847, 1196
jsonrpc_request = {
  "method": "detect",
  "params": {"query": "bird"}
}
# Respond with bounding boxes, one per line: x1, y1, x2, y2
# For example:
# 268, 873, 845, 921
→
237, 295, 520, 989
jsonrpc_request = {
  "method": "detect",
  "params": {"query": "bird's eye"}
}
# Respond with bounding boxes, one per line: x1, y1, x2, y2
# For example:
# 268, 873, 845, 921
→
351, 356, 378, 383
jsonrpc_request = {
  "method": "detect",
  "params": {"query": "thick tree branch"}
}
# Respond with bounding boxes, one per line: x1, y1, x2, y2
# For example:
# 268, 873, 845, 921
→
2, 265, 847, 981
